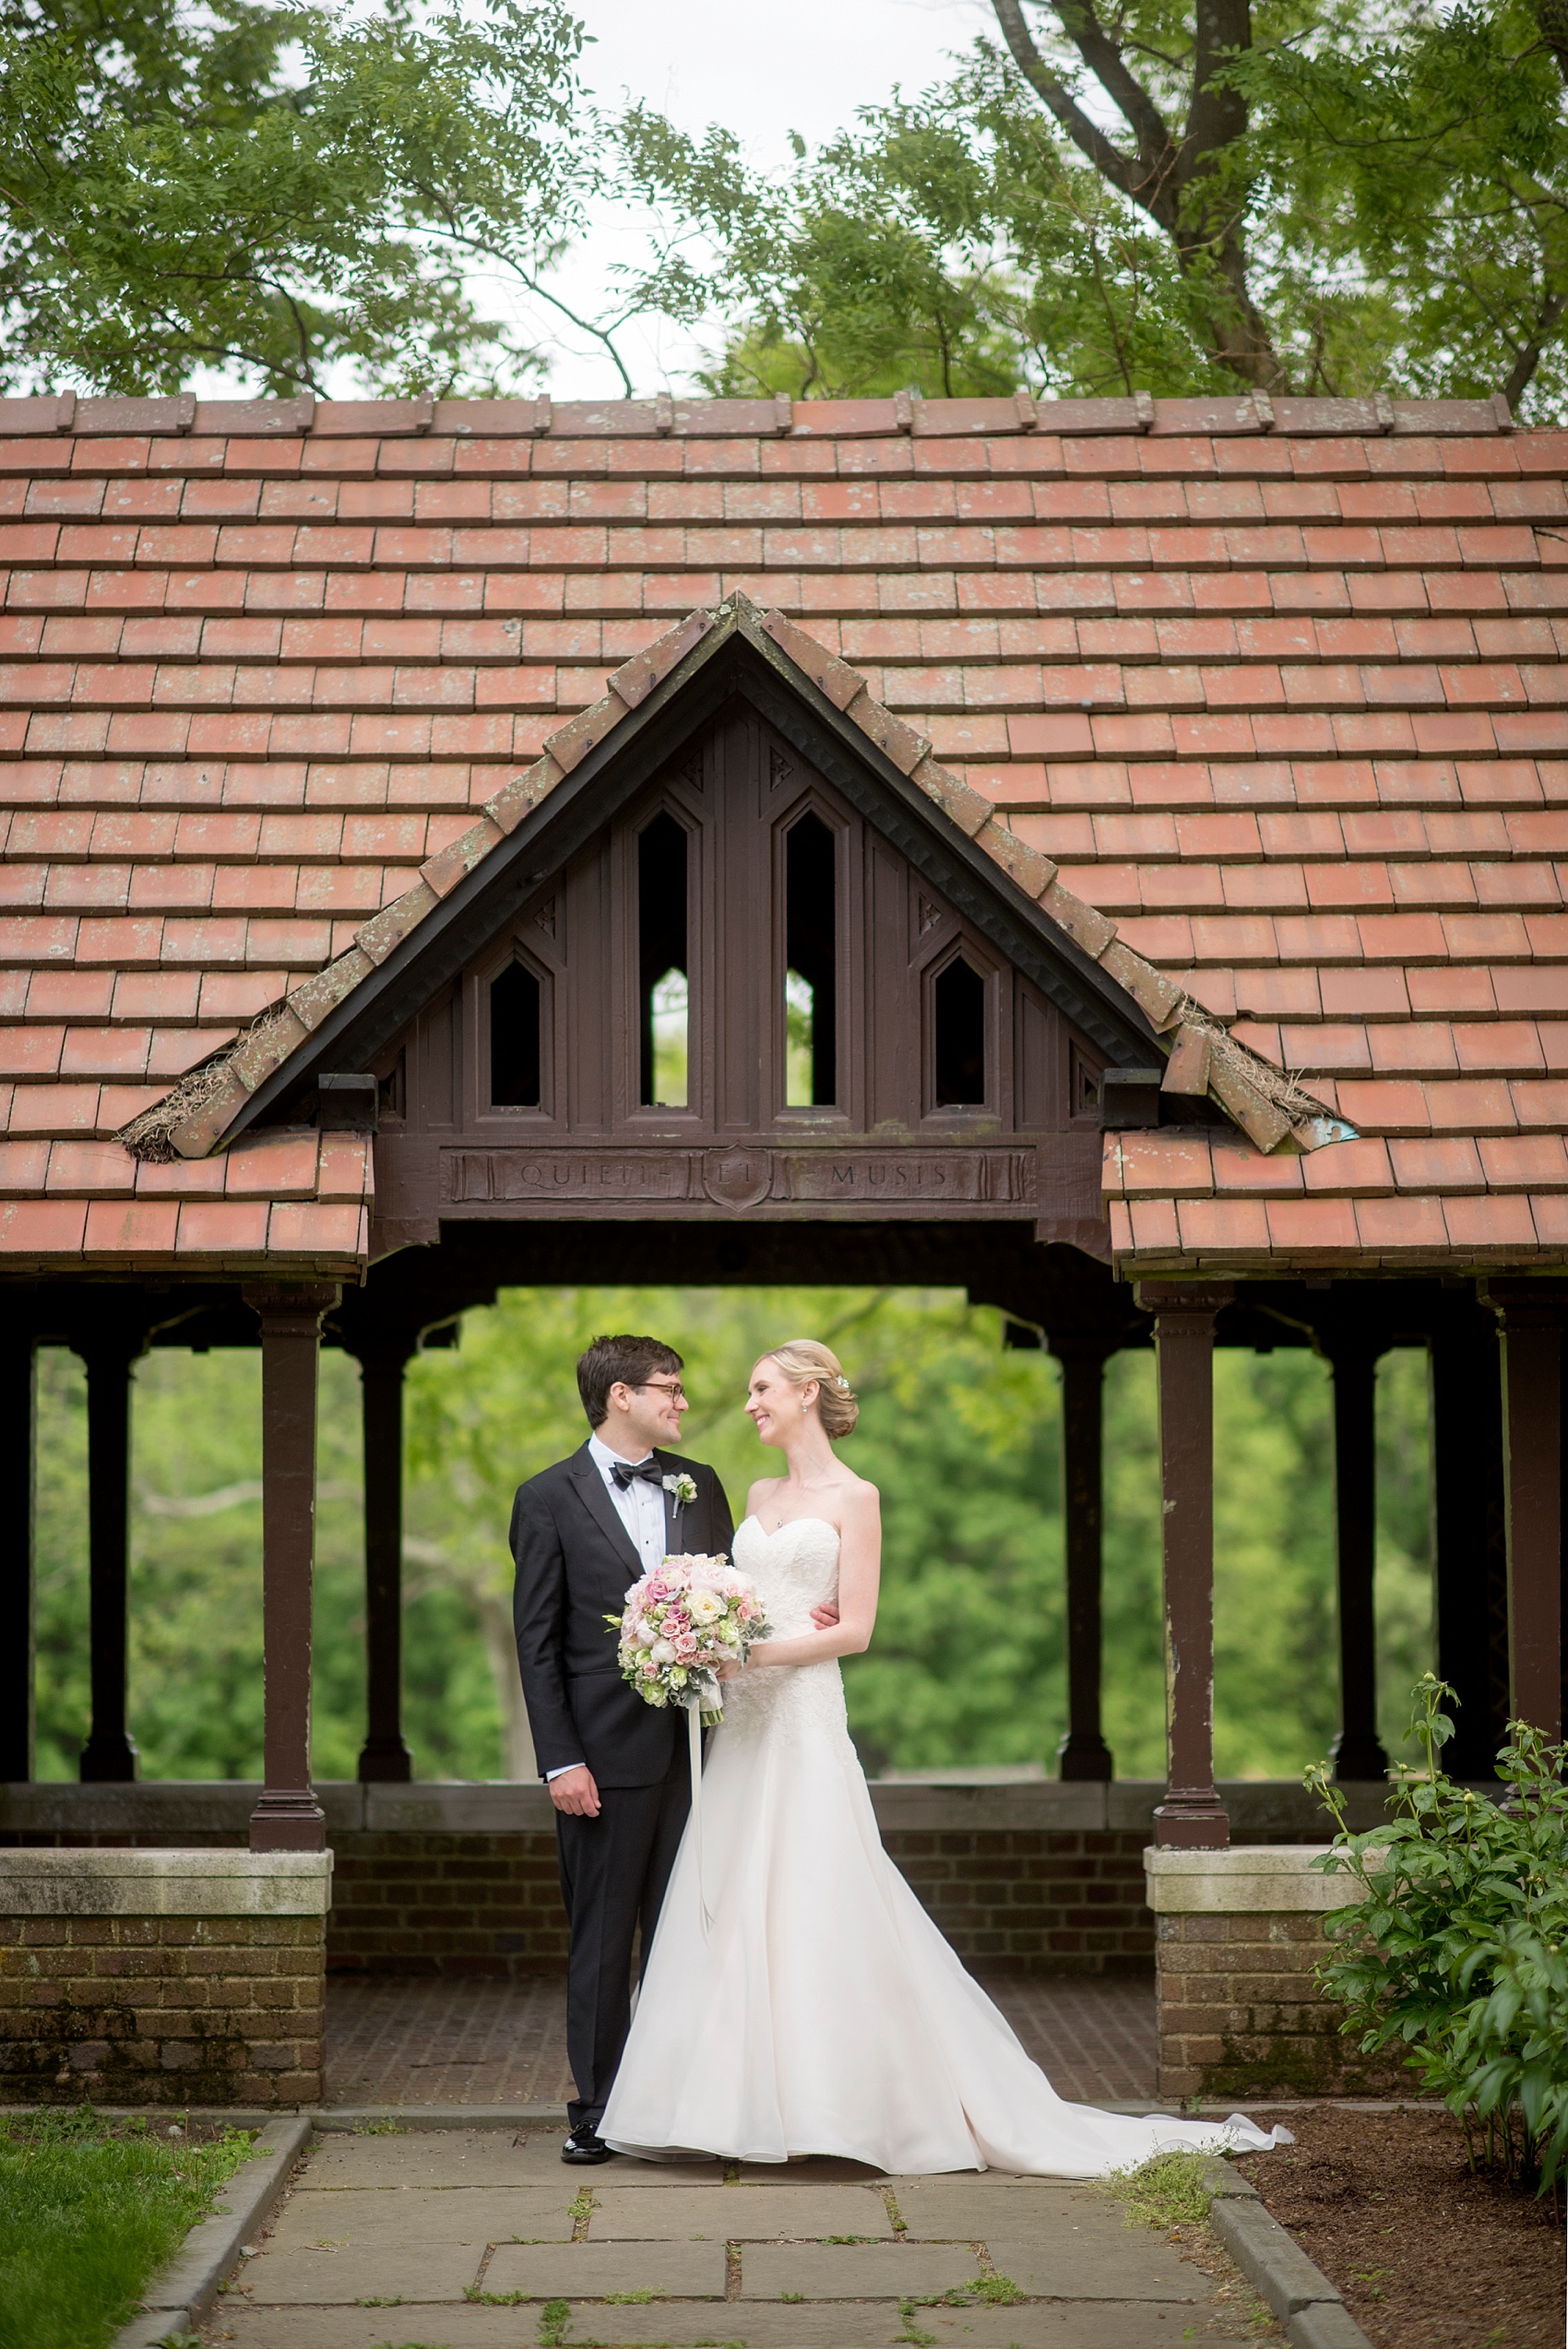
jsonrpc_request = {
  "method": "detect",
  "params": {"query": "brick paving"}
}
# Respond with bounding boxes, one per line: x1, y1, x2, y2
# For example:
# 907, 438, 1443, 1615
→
323, 1973, 1158, 2109
205, 2124, 1274, 2348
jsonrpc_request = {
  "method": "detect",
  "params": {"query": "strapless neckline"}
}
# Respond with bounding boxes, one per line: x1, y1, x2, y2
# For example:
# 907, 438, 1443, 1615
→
740, 1513, 837, 1541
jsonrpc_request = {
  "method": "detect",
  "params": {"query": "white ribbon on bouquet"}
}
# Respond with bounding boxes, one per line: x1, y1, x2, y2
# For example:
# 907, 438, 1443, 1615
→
684, 1686, 718, 1941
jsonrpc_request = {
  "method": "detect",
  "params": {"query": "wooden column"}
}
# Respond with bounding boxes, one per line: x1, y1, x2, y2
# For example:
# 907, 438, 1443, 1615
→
1324, 1341, 1389, 1781
1051, 1338, 1114, 1782
78, 1323, 143, 1783
0, 1326, 37, 1781
244, 1283, 339, 1851
1430, 1317, 1509, 1778
1137, 1283, 1232, 1848
1486, 1284, 1564, 1740
350, 1335, 416, 1784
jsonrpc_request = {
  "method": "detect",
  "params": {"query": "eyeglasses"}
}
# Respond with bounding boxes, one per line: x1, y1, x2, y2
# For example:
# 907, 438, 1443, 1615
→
636, 1380, 687, 1401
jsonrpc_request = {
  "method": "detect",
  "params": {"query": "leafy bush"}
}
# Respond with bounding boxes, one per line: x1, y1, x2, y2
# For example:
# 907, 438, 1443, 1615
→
1307, 1675, 1568, 2193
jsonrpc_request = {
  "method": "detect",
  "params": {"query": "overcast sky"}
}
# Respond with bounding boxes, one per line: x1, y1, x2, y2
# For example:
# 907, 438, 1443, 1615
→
520, 0, 996, 395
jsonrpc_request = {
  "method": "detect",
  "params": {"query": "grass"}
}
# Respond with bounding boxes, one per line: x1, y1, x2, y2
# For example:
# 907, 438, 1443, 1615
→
1102, 2146, 1219, 2234
0, 2107, 255, 2349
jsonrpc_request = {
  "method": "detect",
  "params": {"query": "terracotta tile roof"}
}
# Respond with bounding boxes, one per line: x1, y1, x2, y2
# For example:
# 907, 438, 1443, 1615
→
0, 386, 1563, 1278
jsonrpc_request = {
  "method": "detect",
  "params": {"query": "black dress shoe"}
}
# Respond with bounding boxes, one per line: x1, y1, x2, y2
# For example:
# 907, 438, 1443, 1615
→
562, 2124, 612, 2165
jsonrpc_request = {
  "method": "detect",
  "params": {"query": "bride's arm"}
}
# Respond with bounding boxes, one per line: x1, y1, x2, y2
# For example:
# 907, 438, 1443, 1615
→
734, 1485, 881, 1670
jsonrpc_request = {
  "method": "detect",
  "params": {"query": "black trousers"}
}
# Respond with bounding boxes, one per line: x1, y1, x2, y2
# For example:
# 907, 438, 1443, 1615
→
555, 1750, 689, 2132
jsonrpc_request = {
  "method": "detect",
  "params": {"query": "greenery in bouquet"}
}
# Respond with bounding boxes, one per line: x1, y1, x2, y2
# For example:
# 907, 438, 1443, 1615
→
1306, 1674, 1568, 2194
610, 1555, 771, 1724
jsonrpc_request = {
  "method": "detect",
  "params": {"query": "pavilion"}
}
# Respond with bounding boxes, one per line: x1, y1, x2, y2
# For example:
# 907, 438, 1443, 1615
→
0, 384, 1562, 2106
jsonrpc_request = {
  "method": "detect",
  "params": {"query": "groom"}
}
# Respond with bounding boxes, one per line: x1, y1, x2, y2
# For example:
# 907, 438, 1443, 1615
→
510, 1334, 733, 2165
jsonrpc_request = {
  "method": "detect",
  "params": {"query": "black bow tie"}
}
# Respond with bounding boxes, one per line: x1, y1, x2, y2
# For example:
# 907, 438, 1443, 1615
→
612, 1458, 663, 1489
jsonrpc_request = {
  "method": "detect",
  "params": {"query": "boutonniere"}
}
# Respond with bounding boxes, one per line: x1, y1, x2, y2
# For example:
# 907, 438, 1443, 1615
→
663, 1473, 698, 1509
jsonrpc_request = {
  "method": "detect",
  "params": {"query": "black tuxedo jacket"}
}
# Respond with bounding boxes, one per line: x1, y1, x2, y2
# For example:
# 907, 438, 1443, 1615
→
509, 1443, 734, 1786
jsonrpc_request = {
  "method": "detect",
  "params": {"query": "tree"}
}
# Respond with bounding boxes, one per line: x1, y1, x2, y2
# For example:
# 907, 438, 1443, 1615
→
620, 2, 1568, 416
992, 0, 1279, 386
0, 0, 600, 396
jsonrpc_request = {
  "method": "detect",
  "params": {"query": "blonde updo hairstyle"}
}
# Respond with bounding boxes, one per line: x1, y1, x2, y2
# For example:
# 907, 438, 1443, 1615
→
761, 1339, 860, 1439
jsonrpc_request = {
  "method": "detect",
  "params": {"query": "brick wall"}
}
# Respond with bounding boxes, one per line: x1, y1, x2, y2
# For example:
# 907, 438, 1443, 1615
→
1153, 1909, 1405, 2100
320, 1822, 1155, 1978
0, 1910, 325, 2107
327, 1830, 567, 1975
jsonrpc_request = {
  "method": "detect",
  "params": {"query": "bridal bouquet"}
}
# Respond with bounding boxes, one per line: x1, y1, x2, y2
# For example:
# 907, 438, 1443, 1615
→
610, 1554, 771, 1723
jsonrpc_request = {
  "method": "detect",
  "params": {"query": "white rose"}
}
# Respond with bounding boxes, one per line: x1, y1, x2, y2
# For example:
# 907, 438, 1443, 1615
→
686, 1588, 724, 1626
636, 1622, 658, 1647
649, 1639, 676, 1666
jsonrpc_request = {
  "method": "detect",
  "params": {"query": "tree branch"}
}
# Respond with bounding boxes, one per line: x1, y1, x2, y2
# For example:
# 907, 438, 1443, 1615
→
991, 0, 1163, 215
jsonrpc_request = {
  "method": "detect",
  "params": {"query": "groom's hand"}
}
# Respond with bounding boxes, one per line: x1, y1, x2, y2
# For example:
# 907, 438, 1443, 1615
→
549, 1765, 601, 1818
810, 1602, 840, 1629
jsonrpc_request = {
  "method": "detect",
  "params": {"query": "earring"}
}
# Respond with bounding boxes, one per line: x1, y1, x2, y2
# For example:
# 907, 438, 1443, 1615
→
802, 1398, 809, 1414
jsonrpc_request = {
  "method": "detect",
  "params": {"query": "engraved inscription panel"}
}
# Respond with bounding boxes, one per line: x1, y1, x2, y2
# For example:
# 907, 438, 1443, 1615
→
778, 1151, 1034, 1204
445, 1151, 696, 1204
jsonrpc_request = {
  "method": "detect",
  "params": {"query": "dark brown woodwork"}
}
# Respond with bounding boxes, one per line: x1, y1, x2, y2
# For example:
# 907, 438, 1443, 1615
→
0, 1326, 37, 1781
1431, 1321, 1510, 1777
77, 1323, 144, 1784
1487, 1286, 1565, 1740
349, 1335, 417, 1784
244, 1282, 339, 1850
1324, 1342, 1390, 1782
369, 704, 1112, 1249
1051, 1338, 1115, 1782
1138, 1281, 1232, 1848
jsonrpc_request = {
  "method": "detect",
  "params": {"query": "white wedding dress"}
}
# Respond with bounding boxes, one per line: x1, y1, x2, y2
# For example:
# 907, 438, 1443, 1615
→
600, 1517, 1288, 2177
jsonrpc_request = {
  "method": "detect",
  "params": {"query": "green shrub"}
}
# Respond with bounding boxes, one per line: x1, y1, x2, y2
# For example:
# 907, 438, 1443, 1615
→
1307, 1674, 1568, 2193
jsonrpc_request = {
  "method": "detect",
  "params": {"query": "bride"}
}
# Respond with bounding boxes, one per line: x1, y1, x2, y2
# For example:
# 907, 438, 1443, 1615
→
600, 1338, 1286, 2177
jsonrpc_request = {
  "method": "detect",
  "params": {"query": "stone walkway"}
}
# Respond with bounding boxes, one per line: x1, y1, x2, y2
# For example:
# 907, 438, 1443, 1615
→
204, 2125, 1269, 2349
324, 1977, 1158, 2109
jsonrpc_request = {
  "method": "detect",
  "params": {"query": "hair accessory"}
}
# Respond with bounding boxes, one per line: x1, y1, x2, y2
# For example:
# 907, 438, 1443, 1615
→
837, 1375, 849, 1387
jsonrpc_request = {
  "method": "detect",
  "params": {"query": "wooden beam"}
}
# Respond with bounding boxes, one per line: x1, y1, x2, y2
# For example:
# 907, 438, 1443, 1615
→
347, 1334, 418, 1784
1137, 1282, 1233, 1848
1486, 1286, 1565, 1740
244, 1283, 339, 1851
0, 1327, 36, 1781
77, 1322, 144, 1784
1051, 1337, 1115, 1782
1324, 1341, 1389, 1782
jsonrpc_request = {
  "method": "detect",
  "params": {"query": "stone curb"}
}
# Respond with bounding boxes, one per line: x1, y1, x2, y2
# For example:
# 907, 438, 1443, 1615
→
1209, 2188, 1375, 2349
108, 2115, 312, 2349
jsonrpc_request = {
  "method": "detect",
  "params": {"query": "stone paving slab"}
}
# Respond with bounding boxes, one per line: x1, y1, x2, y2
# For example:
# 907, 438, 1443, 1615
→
590, 2185, 896, 2238
298, 2128, 569, 2189
205, 2124, 1266, 2349
481, 2239, 730, 2297
227, 2238, 482, 2305
209, 2307, 1242, 2349
739, 2242, 985, 2298
888, 2179, 1080, 2235
265, 2183, 574, 2249
210, 2314, 540, 2348
983, 2228, 1204, 2302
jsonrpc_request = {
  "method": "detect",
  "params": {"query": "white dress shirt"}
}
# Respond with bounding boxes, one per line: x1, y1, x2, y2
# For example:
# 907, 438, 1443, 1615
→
588, 1431, 670, 1575
545, 1436, 670, 1782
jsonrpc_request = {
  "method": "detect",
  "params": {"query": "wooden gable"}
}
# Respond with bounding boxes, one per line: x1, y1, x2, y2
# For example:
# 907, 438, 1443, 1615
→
225, 601, 1167, 1257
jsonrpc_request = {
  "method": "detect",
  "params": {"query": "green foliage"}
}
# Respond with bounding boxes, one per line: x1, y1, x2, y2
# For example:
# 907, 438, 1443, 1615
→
0, 0, 593, 396
33, 1294, 1434, 1786
618, 2, 1568, 412
1238, 1, 1568, 414
0, 2111, 253, 2349
616, 50, 1239, 401
1309, 1675, 1568, 2192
